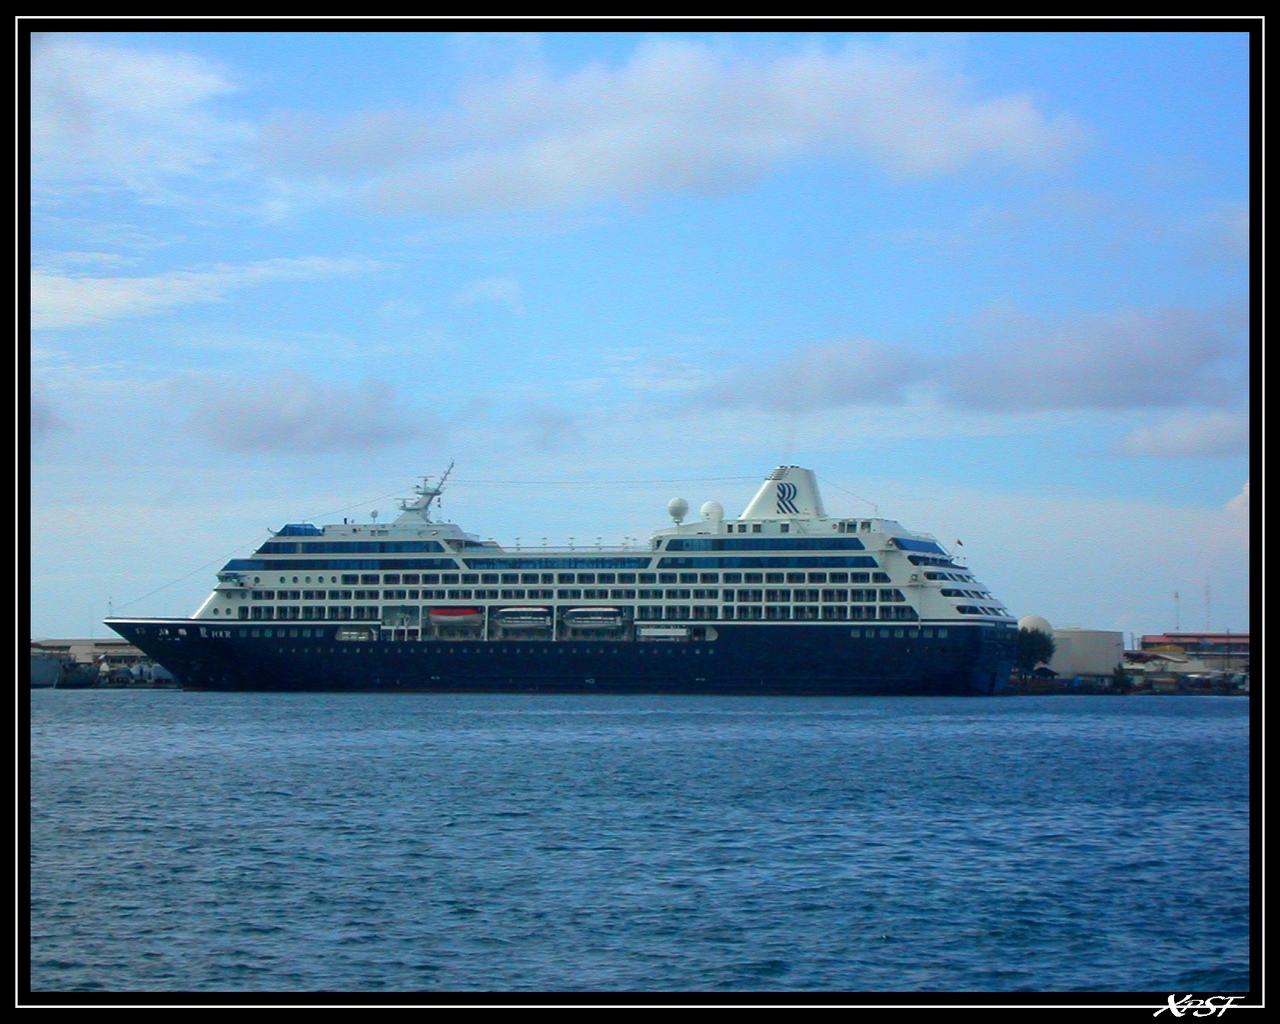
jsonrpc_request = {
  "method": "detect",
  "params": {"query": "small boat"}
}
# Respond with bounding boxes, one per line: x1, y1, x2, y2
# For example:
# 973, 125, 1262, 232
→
428, 607, 483, 625
30, 650, 63, 688
494, 607, 553, 626
563, 607, 623, 629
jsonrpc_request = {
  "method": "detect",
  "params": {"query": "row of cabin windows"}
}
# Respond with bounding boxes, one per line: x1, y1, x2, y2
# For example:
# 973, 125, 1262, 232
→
240, 586, 908, 604
722, 521, 875, 535
247, 569, 895, 589
222, 604, 925, 622
204, 624, 950, 641
956, 605, 1008, 616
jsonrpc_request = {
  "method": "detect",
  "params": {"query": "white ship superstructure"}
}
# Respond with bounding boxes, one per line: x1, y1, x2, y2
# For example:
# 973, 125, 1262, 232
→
189, 466, 1012, 633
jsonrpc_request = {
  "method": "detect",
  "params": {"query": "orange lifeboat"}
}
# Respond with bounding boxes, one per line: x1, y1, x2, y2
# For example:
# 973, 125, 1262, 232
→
428, 607, 483, 625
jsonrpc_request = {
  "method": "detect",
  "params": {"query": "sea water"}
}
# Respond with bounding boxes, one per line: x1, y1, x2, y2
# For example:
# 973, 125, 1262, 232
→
28, 691, 1250, 994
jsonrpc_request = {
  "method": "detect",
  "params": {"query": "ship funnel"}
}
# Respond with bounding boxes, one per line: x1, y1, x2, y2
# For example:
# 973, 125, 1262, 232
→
740, 466, 826, 520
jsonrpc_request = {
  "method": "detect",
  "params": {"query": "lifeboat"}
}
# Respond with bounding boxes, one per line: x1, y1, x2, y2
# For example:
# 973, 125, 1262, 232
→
494, 607, 552, 626
563, 607, 623, 629
428, 607, 483, 625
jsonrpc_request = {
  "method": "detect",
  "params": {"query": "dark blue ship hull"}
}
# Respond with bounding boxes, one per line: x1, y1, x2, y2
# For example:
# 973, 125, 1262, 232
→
105, 618, 1015, 696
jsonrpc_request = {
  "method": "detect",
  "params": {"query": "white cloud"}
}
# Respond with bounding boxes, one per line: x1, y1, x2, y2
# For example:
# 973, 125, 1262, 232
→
376, 297, 426, 321
30, 389, 64, 443
181, 371, 435, 454
946, 303, 1248, 412
1226, 480, 1249, 515
1118, 411, 1250, 458
690, 301, 1248, 420
31, 36, 249, 202
455, 276, 524, 313
1188, 202, 1250, 264
261, 38, 1086, 215
31, 257, 382, 329
703, 338, 926, 413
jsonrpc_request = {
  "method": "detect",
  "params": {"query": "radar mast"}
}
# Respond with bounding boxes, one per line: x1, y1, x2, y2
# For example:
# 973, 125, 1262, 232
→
400, 461, 454, 521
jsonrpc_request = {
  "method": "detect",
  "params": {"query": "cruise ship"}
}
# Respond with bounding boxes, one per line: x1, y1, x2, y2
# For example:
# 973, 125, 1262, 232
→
106, 466, 1017, 695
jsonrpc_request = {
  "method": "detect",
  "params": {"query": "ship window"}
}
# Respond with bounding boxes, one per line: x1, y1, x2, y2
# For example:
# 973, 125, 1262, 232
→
752, 524, 762, 533
780, 523, 790, 533
384, 574, 401, 584
482, 574, 499, 584
743, 573, 763, 584
786, 572, 805, 584
639, 573, 657, 584
723, 573, 742, 584
700, 573, 719, 583
598, 573, 616, 584
618, 573, 637, 584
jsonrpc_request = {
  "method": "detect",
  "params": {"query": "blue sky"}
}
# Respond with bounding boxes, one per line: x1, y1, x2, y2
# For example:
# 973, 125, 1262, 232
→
28, 28, 1251, 642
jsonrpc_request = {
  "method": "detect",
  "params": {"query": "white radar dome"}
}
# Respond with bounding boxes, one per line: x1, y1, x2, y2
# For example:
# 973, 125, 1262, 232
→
701, 501, 724, 522
668, 497, 689, 524
1018, 615, 1054, 634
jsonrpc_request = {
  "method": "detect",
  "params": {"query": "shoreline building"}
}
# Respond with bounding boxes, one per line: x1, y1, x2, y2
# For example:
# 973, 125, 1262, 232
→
1138, 632, 1250, 675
